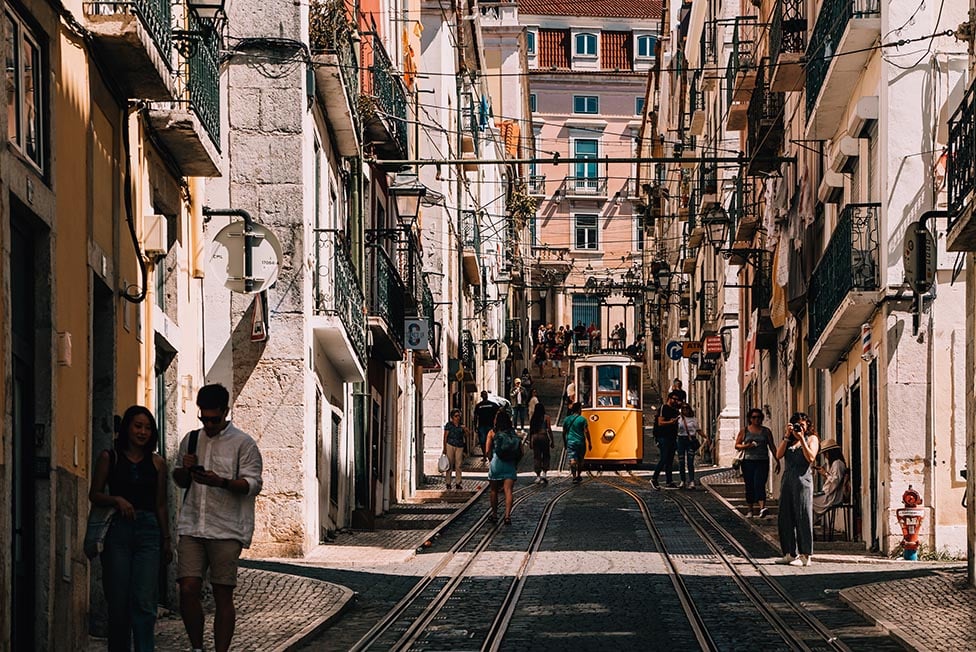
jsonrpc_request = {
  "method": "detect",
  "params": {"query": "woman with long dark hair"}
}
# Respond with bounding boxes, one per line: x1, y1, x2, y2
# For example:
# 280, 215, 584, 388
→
529, 402, 554, 484
89, 405, 172, 651
774, 412, 820, 567
734, 408, 779, 517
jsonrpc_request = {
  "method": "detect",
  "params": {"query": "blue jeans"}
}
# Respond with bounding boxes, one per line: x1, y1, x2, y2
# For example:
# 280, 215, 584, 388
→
513, 406, 527, 430
676, 437, 697, 483
741, 459, 770, 505
101, 510, 161, 652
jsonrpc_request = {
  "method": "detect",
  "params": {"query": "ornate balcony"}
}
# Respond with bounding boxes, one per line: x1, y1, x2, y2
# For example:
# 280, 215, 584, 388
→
807, 203, 881, 368
752, 252, 777, 350
367, 244, 406, 361
527, 175, 546, 196
769, 0, 807, 92
84, 0, 175, 100
311, 230, 367, 381
361, 31, 408, 162
563, 176, 609, 198
461, 209, 482, 286
805, 0, 881, 139
147, 13, 221, 177
731, 175, 759, 247
725, 16, 758, 131
947, 77, 976, 251
311, 0, 360, 157
689, 74, 706, 136
460, 329, 477, 389
506, 318, 524, 358
746, 63, 784, 176
698, 279, 719, 335
700, 20, 719, 91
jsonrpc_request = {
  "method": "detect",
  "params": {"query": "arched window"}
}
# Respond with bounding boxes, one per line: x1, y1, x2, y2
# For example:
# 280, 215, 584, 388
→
575, 32, 597, 56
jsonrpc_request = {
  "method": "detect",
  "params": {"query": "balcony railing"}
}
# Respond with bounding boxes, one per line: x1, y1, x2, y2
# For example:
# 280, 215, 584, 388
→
564, 176, 608, 197
461, 329, 476, 371
506, 318, 523, 348
309, 1, 360, 102
527, 175, 546, 196
368, 245, 406, 345
361, 31, 408, 157
85, 0, 173, 62
805, 0, 881, 121
948, 78, 976, 226
752, 251, 773, 311
698, 279, 719, 332
462, 209, 481, 252
770, 0, 807, 63
183, 12, 220, 148
807, 203, 880, 344
746, 63, 784, 175
313, 230, 367, 363
725, 16, 757, 108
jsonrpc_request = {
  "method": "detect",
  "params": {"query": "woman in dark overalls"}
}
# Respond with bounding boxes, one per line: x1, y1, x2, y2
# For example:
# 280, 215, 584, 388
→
774, 412, 820, 567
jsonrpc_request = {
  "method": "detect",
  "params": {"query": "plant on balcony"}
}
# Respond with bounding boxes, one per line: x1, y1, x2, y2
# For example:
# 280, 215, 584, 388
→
508, 185, 538, 230
309, 0, 353, 53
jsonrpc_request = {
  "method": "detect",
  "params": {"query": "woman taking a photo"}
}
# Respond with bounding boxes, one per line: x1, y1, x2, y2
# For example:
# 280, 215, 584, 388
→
89, 405, 172, 651
775, 412, 820, 567
734, 408, 779, 517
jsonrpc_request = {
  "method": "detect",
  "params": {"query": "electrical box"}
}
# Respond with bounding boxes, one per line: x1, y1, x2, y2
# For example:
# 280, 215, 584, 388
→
143, 214, 168, 258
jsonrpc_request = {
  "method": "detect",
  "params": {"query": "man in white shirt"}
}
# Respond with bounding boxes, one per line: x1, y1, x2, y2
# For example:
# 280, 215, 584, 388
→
173, 384, 263, 652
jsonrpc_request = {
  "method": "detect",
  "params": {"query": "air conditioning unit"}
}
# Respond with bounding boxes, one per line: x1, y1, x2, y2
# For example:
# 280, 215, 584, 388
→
143, 214, 168, 258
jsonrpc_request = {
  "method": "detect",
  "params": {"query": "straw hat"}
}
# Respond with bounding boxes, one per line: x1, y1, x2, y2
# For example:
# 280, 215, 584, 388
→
820, 438, 839, 453
514, 377, 521, 385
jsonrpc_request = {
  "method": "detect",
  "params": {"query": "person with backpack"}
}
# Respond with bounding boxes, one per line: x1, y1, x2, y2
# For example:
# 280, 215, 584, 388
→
486, 410, 520, 524
651, 391, 682, 489
562, 402, 591, 484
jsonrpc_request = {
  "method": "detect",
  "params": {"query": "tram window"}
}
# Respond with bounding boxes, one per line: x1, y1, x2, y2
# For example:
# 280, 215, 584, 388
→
577, 371, 592, 407
596, 366, 622, 406
627, 367, 641, 408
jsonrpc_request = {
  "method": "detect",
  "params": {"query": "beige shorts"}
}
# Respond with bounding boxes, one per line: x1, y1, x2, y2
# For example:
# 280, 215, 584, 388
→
177, 536, 244, 586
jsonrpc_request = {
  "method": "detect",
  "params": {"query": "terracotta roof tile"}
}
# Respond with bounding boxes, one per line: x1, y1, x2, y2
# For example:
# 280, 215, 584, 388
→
519, 0, 662, 20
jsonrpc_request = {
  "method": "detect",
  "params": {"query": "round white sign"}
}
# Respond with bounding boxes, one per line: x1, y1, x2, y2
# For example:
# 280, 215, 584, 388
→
209, 221, 283, 294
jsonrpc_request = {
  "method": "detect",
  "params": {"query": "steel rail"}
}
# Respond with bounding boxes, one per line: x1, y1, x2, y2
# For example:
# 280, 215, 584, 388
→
678, 495, 853, 652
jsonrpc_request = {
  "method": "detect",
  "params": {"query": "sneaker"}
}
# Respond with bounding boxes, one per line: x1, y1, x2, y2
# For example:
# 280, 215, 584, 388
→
541, 477, 549, 484
687, 481, 696, 489
775, 555, 796, 565
799, 555, 811, 566
758, 507, 769, 518
651, 478, 660, 490
788, 557, 805, 567
455, 483, 463, 490
677, 481, 686, 489
533, 477, 542, 485
745, 512, 754, 519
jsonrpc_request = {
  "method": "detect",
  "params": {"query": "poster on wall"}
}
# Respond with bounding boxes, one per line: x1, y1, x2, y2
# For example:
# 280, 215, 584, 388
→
404, 319, 429, 350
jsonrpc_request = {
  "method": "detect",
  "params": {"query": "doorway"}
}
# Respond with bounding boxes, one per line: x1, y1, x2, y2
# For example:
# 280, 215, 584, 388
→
850, 381, 862, 543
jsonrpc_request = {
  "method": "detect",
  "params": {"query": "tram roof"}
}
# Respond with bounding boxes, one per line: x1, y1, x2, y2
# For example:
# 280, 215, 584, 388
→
575, 354, 640, 364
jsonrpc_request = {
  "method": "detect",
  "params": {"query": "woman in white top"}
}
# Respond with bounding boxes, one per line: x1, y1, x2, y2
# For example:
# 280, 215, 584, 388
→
676, 404, 708, 489
813, 439, 848, 517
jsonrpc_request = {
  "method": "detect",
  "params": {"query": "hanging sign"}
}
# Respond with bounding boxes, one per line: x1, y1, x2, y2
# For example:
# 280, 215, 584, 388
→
251, 292, 268, 342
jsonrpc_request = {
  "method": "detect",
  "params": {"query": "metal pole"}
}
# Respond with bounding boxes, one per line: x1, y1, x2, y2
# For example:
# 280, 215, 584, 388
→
372, 155, 797, 167
203, 207, 257, 293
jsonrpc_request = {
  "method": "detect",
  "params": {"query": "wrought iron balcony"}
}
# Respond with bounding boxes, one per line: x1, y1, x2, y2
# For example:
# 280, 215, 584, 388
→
367, 244, 407, 360
947, 77, 976, 251
411, 274, 437, 367
689, 73, 706, 136
527, 175, 547, 196
361, 31, 408, 161
730, 175, 759, 246
805, 0, 881, 138
460, 329, 476, 380
725, 16, 758, 107
506, 318, 524, 353
461, 209, 482, 285
311, 230, 367, 379
769, 0, 807, 92
698, 279, 719, 334
84, 0, 175, 100
310, 0, 360, 156
807, 203, 881, 367
746, 63, 784, 176
563, 176, 609, 198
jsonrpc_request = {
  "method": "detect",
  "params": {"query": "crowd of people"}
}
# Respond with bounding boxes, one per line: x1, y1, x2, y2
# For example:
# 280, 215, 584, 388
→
530, 322, 646, 378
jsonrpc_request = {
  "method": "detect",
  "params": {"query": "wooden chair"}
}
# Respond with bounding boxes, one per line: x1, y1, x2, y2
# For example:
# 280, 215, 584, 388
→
819, 469, 853, 542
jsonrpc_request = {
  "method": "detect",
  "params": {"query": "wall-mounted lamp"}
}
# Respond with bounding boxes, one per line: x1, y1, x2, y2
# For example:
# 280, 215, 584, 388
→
389, 173, 427, 228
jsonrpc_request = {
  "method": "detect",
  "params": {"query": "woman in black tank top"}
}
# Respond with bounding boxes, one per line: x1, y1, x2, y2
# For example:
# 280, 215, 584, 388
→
89, 406, 172, 651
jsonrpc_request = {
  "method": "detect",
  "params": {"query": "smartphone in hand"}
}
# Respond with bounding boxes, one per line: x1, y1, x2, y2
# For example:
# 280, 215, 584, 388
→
189, 465, 206, 474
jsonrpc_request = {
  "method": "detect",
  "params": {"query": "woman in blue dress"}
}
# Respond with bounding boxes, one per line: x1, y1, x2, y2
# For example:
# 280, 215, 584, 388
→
487, 410, 519, 524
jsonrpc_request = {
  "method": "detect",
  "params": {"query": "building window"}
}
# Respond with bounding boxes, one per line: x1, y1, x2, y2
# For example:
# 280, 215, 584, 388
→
574, 138, 599, 181
573, 95, 599, 114
526, 30, 536, 55
529, 93, 537, 112
636, 34, 656, 58
5, 9, 43, 171
635, 214, 645, 250
575, 32, 597, 56
574, 213, 598, 249
635, 97, 645, 116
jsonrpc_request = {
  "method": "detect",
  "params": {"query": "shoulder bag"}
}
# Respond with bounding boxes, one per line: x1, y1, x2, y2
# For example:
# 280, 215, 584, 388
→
84, 450, 117, 559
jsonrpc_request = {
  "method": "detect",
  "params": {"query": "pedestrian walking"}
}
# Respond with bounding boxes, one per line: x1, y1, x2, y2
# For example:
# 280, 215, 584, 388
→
669, 378, 687, 404
474, 391, 500, 463
527, 388, 540, 422
813, 439, 848, 518
173, 384, 264, 652
511, 377, 529, 431
487, 410, 519, 524
442, 409, 468, 489
734, 408, 779, 517
562, 402, 591, 484
774, 412, 820, 567
676, 404, 708, 489
529, 402, 554, 484
651, 392, 682, 489
89, 405, 172, 652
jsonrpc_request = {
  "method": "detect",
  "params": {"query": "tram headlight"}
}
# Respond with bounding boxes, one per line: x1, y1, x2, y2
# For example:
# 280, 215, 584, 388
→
601, 429, 615, 443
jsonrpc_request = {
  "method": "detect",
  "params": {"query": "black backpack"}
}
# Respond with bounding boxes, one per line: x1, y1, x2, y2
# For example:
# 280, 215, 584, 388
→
494, 429, 523, 462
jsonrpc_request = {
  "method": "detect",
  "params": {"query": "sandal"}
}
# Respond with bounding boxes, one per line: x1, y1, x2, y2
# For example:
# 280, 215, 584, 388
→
504, 517, 512, 525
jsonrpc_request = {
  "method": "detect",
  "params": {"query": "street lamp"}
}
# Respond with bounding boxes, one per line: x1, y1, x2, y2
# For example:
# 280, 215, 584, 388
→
187, 0, 227, 19
703, 204, 731, 250
389, 173, 427, 228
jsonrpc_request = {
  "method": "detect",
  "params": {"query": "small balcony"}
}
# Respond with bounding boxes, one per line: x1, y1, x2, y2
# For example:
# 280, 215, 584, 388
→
147, 15, 221, 177
698, 279, 719, 335
726, 17, 758, 104
506, 318, 524, 357
311, 1, 360, 158
527, 175, 547, 196
367, 245, 406, 361
563, 176, 608, 198
361, 31, 408, 162
689, 74, 706, 136
411, 275, 437, 367
460, 329, 477, 389
752, 252, 777, 350
807, 203, 881, 369
947, 78, 976, 251
731, 176, 759, 245
311, 230, 367, 381
620, 178, 641, 200
461, 209, 482, 286
805, 0, 881, 139
700, 20, 719, 91
769, 0, 807, 92
84, 0, 176, 100
746, 65, 784, 176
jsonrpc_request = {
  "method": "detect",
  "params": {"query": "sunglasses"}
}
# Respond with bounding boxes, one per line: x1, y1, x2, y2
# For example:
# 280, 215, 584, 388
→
198, 414, 223, 425
749, 414, 763, 420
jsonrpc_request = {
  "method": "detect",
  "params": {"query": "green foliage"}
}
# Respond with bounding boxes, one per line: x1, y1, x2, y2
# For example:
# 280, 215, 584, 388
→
309, 0, 353, 53
508, 186, 537, 229
889, 542, 965, 561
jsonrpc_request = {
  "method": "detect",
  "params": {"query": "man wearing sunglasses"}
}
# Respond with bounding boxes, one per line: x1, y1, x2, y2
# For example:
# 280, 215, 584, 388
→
172, 384, 263, 652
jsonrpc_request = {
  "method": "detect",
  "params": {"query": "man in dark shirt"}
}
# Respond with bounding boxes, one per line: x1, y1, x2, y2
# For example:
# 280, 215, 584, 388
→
474, 391, 499, 462
651, 391, 683, 489
670, 378, 687, 404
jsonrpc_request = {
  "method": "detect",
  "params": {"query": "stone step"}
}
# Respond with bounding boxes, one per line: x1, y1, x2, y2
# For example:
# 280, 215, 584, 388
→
411, 489, 478, 502
374, 514, 447, 530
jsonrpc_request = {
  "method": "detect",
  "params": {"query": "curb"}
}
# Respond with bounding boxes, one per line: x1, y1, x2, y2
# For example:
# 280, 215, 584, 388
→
415, 482, 489, 553
837, 585, 928, 652
273, 584, 357, 652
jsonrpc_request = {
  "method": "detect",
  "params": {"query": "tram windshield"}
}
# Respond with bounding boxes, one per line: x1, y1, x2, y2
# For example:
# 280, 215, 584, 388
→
577, 369, 592, 407
626, 366, 641, 408
596, 366, 622, 406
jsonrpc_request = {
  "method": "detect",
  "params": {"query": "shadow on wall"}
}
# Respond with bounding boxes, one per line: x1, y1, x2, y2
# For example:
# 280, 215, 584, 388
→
206, 294, 267, 393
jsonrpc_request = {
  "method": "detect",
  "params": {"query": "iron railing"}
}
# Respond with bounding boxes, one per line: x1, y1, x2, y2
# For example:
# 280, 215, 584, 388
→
418, 273, 435, 339
725, 16, 757, 112
309, 0, 359, 102
527, 175, 546, 195
367, 244, 406, 346
461, 329, 476, 370
752, 251, 773, 311
699, 279, 719, 330
506, 318, 523, 347
397, 233, 423, 311
313, 230, 367, 364
807, 203, 881, 344
461, 209, 481, 251
361, 32, 407, 156
746, 62, 784, 173
564, 176, 608, 196
948, 78, 976, 225
85, 0, 173, 64
805, 0, 881, 120
770, 0, 807, 66
184, 11, 220, 148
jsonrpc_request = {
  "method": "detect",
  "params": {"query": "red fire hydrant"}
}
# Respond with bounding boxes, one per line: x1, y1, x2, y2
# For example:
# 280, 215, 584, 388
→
895, 486, 925, 560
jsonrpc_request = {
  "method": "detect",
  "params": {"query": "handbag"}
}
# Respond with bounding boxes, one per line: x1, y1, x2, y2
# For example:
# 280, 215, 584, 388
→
84, 505, 117, 559
437, 453, 450, 473
680, 415, 701, 452
732, 448, 745, 470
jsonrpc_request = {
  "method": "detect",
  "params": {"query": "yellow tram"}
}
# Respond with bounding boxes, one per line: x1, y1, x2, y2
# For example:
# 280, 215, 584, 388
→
573, 354, 644, 467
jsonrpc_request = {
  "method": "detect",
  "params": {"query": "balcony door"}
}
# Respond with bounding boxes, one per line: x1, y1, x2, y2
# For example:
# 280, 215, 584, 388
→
574, 139, 598, 192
